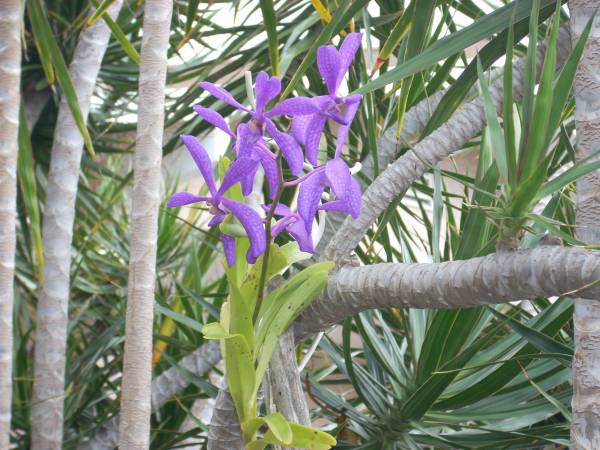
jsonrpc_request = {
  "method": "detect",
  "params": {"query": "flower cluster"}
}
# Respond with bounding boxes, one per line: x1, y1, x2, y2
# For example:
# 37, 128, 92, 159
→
168, 33, 363, 266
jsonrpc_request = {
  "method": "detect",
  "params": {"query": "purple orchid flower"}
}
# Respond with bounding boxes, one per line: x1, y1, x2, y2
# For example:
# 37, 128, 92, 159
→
197, 71, 318, 176
296, 158, 361, 234
262, 204, 314, 253
192, 106, 279, 200
167, 134, 266, 266
292, 32, 363, 166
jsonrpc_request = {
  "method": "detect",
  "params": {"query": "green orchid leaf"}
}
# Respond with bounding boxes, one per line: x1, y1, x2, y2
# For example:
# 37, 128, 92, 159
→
279, 241, 312, 266
263, 422, 336, 449
255, 262, 333, 390
263, 412, 293, 444
245, 440, 268, 450
201, 322, 229, 340
225, 268, 255, 350
240, 243, 288, 310
225, 334, 256, 422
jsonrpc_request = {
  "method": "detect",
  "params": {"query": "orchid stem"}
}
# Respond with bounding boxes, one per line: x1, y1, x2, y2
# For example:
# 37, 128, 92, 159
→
254, 151, 284, 323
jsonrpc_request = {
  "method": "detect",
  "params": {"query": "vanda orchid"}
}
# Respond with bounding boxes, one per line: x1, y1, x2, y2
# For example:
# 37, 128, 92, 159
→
166, 33, 363, 450
168, 32, 364, 267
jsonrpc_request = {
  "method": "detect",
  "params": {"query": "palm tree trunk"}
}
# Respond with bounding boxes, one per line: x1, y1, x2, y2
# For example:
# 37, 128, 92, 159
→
569, 2, 600, 448
0, 2, 21, 448
118, 1, 172, 449
29, 3, 123, 448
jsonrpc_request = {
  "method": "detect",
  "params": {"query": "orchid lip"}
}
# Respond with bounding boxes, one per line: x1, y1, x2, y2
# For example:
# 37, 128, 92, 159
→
209, 203, 227, 215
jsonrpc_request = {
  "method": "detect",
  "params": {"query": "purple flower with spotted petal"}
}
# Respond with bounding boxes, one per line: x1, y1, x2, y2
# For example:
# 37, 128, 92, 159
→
168, 134, 266, 265
293, 33, 363, 165
263, 204, 314, 253
297, 157, 361, 232
198, 71, 318, 175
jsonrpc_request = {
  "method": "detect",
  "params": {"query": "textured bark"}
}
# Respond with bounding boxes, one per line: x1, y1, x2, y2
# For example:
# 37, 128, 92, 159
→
79, 341, 221, 450
30, 4, 123, 449
207, 381, 245, 450
0, 2, 21, 448
269, 329, 311, 450
23, 88, 51, 131
118, 1, 172, 449
323, 25, 572, 264
269, 329, 310, 428
569, 3, 600, 448
296, 246, 600, 339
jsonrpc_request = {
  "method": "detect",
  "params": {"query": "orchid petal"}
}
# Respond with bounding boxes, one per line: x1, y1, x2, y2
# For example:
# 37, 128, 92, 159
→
255, 71, 281, 113
266, 120, 303, 176
291, 115, 311, 145
235, 123, 262, 158
193, 105, 235, 138
271, 216, 295, 237
241, 162, 260, 196
319, 177, 361, 218
344, 93, 363, 105
317, 45, 341, 96
345, 176, 362, 218
325, 158, 351, 199
304, 114, 327, 166
336, 33, 363, 90
221, 233, 236, 267
199, 81, 250, 112
167, 192, 210, 208
180, 135, 217, 196
222, 198, 267, 263
288, 219, 314, 253
262, 203, 293, 217
219, 156, 259, 195
297, 170, 326, 233
267, 97, 319, 117
335, 98, 361, 158
208, 211, 227, 227
256, 150, 279, 199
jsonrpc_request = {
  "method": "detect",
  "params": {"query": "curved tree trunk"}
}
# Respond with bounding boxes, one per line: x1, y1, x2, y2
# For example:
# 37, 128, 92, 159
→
0, 1, 21, 447
323, 25, 572, 264
569, 2, 600, 448
29, 3, 123, 448
297, 245, 600, 339
118, 1, 172, 449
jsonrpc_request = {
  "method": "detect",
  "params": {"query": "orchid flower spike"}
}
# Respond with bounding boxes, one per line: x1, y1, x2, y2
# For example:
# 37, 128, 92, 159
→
292, 32, 363, 165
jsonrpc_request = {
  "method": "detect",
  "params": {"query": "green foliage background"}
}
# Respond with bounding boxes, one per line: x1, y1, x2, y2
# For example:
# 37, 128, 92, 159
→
13, 0, 583, 448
